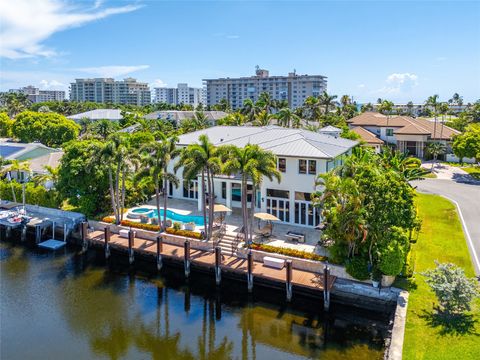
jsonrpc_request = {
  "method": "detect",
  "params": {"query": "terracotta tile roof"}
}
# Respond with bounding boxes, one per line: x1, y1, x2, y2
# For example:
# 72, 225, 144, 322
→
348, 112, 460, 140
351, 127, 384, 144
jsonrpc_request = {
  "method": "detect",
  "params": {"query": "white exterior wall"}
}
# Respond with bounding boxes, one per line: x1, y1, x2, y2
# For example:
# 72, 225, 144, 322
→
167, 155, 338, 228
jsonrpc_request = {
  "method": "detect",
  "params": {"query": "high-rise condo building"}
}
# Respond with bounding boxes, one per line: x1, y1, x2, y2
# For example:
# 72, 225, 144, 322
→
9, 85, 65, 103
203, 67, 327, 110
70, 78, 151, 106
153, 83, 206, 107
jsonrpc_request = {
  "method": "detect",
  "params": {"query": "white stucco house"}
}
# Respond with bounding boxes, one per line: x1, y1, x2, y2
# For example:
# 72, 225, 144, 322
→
168, 126, 358, 228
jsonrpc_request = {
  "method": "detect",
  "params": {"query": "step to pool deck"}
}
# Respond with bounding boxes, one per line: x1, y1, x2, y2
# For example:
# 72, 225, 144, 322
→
38, 239, 67, 250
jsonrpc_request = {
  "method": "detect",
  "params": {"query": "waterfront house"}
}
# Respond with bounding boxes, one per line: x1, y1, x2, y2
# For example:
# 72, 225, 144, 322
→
347, 112, 460, 159
168, 126, 358, 228
0, 140, 62, 187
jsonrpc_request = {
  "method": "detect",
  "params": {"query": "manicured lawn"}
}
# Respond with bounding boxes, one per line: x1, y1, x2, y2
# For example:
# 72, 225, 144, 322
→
402, 193, 480, 360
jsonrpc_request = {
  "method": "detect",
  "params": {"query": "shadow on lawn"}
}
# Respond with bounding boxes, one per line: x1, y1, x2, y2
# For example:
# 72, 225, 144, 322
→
420, 307, 479, 336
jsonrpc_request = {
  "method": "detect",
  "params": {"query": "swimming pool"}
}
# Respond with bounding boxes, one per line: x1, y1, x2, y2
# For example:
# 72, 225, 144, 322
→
130, 208, 205, 226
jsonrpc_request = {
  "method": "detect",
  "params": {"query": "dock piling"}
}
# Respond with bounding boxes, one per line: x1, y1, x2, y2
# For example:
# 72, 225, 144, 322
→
156, 235, 163, 271
215, 246, 222, 285
184, 240, 191, 278
247, 250, 253, 293
323, 263, 331, 311
21, 225, 27, 242
104, 226, 111, 259
81, 221, 88, 251
286, 259, 293, 302
128, 230, 135, 264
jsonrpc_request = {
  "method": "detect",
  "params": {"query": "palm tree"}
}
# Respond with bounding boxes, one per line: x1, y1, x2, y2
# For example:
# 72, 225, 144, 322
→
241, 99, 260, 123
438, 102, 449, 139
378, 100, 394, 143
271, 99, 288, 113
406, 101, 414, 117
141, 137, 179, 230
32, 165, 59, 189
340, 95, 351, 107
175, 135, 222, 240
99, 134, 132, 224
426, 142, 446, 171
0, 160, 31, 202
303, 96, 321, 122
274, 107, 301, 128
256, 92, 272, 113
252, 110, 273, 126
425, 94, 440, 140
221, 144, 281, 244
318, 91, 338, 115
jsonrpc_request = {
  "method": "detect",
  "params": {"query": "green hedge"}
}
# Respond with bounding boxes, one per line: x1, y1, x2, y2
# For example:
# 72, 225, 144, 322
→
0, 180, 61, 208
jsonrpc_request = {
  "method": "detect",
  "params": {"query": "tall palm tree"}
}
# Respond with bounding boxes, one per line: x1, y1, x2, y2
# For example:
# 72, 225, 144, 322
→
438, 102, 449, 139
425, 94, 440, 139
252, 110, 273, 126
33, 165, 59, 189
175, 135, 222, 240
275, 107, 300, 128
406, 101, 414, 117
141, 137, 180, 230
340, 95, 351, 107
271, 99, 288, 113
318, 91, 338, 115
221, 144, 281, 244
378, 100, 394, 143
303, 96, 321, 122
99, 134, 132, 224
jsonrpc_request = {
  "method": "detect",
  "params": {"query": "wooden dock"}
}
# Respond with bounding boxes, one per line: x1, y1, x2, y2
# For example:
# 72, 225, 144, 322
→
87, 230, 335, 294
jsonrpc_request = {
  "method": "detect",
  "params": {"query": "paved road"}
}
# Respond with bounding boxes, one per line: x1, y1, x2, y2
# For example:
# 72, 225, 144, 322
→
411, 179, 480, 275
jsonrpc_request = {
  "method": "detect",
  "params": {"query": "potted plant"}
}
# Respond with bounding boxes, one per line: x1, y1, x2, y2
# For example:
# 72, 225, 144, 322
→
371, 266, 382, 288
173, 222, 183, 231
378, 242, 405, 287
184, 222, 196, 231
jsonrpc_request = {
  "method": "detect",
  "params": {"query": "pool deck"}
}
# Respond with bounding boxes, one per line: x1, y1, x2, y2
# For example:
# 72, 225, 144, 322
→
87, 230, 335, 293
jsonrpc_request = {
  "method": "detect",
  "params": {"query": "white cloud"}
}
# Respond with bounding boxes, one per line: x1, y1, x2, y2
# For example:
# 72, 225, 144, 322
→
39, 79, 65, 89
357, 84, 365, 88
76, 65, 150, 77
375, 72, 419, 95
152, 79, 168, 88
0, 0, 142, 59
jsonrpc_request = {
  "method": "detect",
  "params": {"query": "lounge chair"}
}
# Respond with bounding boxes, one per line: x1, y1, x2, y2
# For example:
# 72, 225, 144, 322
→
255, 223, 272, 238
285, 231, 305, 243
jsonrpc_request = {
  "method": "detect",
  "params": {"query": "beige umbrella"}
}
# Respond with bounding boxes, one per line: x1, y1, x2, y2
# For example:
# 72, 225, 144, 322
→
207, 203, 232, 224
207, 204, 232, 213
254, 212, 280, 221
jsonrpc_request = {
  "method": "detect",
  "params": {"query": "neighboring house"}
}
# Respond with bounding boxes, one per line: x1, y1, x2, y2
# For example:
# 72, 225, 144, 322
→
371, 102, 469, 116
0, 141, 62, 186
318, 125, 342, 138
350, 126, 384, 153
347, 112, 460, 159
169, 126, 358, 228
144, 111, 228, 127
67, 109, 124, 122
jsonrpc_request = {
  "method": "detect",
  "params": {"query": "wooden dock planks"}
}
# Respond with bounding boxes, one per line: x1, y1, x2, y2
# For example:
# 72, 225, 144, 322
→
87, 232, 335, 292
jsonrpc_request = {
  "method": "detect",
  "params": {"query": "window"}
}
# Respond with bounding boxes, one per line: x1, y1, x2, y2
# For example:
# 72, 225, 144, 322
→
308, 160, 316, 175
183, 180, 198, 199
386, 128, 394, 136
294, 192, 320, 227
278, 158, 286, 173
266, 188, 289, 199
298, 159, 307, 174
221, 182, 226, 199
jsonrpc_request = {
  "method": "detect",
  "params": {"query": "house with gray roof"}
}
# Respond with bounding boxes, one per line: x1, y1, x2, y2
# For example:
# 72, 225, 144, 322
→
67, 109, 124, 122
169, 126, 358, 228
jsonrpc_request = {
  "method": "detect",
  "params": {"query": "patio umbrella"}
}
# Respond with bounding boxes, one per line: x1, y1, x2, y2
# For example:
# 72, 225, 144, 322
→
207, 203, 232, 223
253, 212, 280, 221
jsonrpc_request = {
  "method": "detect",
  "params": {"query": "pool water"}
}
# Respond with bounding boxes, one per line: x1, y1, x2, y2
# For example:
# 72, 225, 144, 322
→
132, 208, 205, 226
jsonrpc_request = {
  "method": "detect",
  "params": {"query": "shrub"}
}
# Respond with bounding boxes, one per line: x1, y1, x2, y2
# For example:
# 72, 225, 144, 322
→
165, 227, 203, 240
403, 247, 416, 278
173, 222, 181, 231
422, 262, 480, 315
346, 256, 370, 280
250, 243, 327, 262
379, 242, 405, 276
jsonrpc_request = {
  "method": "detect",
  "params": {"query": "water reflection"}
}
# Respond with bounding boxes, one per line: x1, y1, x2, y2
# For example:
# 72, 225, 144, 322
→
0, 242, 387, 359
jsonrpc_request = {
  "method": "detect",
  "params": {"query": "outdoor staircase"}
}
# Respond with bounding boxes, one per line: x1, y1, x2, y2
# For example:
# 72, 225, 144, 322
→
216, 233, 239, 255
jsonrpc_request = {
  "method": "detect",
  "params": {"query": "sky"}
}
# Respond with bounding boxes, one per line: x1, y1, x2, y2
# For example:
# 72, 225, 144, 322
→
0, 0, 479, 103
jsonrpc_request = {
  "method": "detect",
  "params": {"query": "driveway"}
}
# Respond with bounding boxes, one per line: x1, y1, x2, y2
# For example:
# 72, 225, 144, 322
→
411, 177, 480, 275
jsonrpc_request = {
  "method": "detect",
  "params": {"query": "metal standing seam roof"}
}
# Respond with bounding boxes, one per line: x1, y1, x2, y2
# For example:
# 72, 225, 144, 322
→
177, 126, 358, 159
67, 109, 124, 121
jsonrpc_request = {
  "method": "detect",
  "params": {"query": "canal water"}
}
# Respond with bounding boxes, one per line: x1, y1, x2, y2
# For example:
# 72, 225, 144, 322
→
0, 241, 389, 359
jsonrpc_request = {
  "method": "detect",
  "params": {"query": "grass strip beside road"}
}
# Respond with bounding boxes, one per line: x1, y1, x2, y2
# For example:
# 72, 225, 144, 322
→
402, 193, 480, 360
